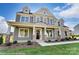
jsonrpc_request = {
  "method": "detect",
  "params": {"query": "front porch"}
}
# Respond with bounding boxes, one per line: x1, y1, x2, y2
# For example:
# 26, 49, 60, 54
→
7, 21, 60, 42
14, 27, 59, 43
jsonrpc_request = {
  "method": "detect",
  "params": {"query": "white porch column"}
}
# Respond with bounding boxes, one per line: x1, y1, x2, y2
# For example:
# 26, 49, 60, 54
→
52, 29, 54, 39
54, 28, 58, 40
44, 27, 47, 40
28, 28, 29, 37
33, 26, 36, 40
7, 25, 11, 35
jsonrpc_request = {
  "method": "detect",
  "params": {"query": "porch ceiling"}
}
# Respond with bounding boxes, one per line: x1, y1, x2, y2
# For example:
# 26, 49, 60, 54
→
7, 21, 59, 28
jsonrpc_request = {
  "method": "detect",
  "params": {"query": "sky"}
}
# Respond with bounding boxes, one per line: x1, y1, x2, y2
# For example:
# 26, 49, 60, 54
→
0, 3, 79, 31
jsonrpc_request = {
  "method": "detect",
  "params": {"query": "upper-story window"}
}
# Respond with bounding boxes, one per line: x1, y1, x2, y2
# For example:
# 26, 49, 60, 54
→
20, 16, 29, 22
58, 22, 60, 26
50, 19, 53, 25
36, 16, 43, 23
30, 16, 33, 23
40, 17, 43, 22
37, 17, 40, 23
48, 18, 52, 25
44, 11, 47, 16
43, 18, 45, 23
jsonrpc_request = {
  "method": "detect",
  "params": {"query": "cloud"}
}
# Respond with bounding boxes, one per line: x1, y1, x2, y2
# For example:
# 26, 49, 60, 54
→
62, 3, 71, 9
64, 22, 77, 31
53, 6, 62, 12
0, 16, 8, 34
59, 4, 79, 18
8, 19, 15, 22
53, 3, 71, 12
53, 4, 79, 31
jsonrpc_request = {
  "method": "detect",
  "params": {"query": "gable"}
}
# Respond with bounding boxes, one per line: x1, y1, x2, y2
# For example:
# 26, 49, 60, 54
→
35, 8, 54, 17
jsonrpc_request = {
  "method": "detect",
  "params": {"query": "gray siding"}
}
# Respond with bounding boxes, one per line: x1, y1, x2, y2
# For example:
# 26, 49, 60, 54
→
16, 15, 20, 22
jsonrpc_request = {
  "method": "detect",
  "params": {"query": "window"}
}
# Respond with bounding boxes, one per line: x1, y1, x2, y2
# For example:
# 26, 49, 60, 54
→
44, 12, 47, 15
44, 12, 46, 14
30, 16, 33, 23
48, 18, 49, 24
46, 30, 52, 37
47, 18, 52, 25
21, 16, 25, 22
40, 17, 43, 22
43, 18, 46, 24
18, 28, 29, 37
21, 16, 28, 22
58, 22, 60, 26
50, 19, 52, 25
65, 31, 67, 36
37, 17, 40, 23
25, 10, 27, 12
25, 17, 28, 22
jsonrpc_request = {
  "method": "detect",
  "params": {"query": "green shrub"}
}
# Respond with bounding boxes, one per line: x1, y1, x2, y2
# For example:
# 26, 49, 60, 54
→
13, 41, 17, 44
0, 36, 3, 44
27, 40, 32, 45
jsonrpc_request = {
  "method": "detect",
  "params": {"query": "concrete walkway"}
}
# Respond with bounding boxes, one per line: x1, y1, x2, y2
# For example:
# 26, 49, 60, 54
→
36, 40, 79, 46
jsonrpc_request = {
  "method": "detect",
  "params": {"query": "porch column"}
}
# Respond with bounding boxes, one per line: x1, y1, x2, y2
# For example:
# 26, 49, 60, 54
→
54, 28, 58, 40
44, 27, 47, 40
33, 26, 36, 41
7, 25, 11, 35
52, 29, 54, 39
28, 28, 29, 37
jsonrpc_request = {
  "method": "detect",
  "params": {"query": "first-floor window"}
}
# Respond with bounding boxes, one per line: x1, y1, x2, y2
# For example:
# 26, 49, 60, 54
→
46, 30, 52, 37
18, 28, 29, 37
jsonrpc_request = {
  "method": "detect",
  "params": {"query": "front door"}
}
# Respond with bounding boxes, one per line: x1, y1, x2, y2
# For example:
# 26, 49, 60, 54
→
36, 30, 40, 39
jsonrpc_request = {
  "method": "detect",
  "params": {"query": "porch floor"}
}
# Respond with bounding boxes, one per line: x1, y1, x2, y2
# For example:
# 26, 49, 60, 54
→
36, 40, 79, 46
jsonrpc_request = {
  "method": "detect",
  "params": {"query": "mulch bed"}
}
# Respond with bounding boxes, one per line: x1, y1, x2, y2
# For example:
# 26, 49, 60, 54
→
0, 42, 40, 49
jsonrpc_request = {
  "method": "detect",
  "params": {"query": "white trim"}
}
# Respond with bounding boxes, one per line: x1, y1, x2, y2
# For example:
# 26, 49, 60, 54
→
28, 28, 29, 37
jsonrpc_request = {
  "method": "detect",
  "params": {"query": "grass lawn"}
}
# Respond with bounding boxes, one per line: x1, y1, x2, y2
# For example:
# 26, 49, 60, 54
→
0, 43, 79, 55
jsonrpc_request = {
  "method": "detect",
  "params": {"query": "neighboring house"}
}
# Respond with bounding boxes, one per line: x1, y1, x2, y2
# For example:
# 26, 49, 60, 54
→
7, 6, 72, 43
74, 24, 79, 35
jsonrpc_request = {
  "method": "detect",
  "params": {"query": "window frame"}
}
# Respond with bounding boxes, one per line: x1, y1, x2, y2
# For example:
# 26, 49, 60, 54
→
46, 29, 53, 37
20, 16, 29, 22
18, 28, 29, 37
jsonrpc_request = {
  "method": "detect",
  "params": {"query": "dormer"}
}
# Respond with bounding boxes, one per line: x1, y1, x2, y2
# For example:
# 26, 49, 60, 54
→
22, 6, 30, 14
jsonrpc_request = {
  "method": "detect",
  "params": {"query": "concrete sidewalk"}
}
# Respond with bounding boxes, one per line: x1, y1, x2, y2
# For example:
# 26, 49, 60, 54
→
36, 40, 79, 46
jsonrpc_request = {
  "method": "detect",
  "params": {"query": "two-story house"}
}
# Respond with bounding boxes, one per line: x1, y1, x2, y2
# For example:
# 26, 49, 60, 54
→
7, 6, 71, 43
